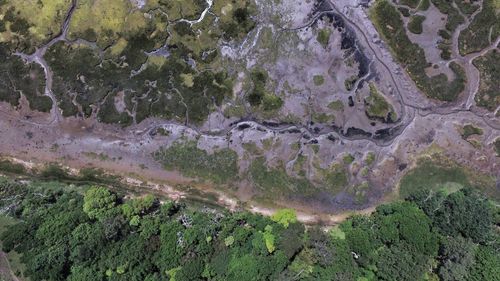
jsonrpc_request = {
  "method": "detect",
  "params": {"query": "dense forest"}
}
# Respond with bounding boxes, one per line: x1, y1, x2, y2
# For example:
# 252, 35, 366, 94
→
0, 177, 498, 281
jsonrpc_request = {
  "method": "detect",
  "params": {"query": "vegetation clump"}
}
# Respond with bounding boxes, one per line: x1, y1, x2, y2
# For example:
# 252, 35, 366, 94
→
407, 15, 426, 34
316, 28, 331, 48
247, 69, 283, 112
365, 83, 397, 122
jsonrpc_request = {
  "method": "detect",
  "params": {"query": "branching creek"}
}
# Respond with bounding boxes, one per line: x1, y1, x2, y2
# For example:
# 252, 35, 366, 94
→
1, 0, 499, 221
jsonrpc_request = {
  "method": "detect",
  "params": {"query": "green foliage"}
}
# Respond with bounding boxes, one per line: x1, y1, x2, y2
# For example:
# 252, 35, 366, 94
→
399, 0, 420, 8
410, 188, 494, 244
262, 225, 276, 253
154, 141, 238, 184
438, 236, 477, 281
0, 177, 497, 281
271, 209, 297, 228
83, 186, 117, 220
247, 69, 269, 106
469, 245, 500, 281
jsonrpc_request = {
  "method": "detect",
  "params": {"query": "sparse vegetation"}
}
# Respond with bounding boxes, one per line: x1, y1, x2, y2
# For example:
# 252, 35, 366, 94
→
249, 157, 314, 197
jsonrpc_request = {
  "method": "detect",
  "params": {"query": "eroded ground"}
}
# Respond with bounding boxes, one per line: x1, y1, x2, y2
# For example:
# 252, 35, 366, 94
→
0, 0, 498, 219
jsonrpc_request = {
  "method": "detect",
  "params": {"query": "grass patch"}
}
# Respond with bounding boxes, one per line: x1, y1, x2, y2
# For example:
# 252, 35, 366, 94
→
364, 152, 376, 165
324, 164, 348, 193
343, 154, 355, 165
153, 141, 238, 184
262, 94, 283, 111
399, 157, 498, 199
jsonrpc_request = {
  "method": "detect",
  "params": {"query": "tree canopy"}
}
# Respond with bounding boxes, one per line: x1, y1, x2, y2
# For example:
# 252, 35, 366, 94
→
0, 179, 497, 281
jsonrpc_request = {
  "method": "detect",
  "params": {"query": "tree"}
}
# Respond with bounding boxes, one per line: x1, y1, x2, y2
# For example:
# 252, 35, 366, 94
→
376, 243, 429, 281
469, 245, 500, 281
438, 236, 477, 281
83, 187, 116, 220
414, 189, 494, 244
271, 209, 297, 228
